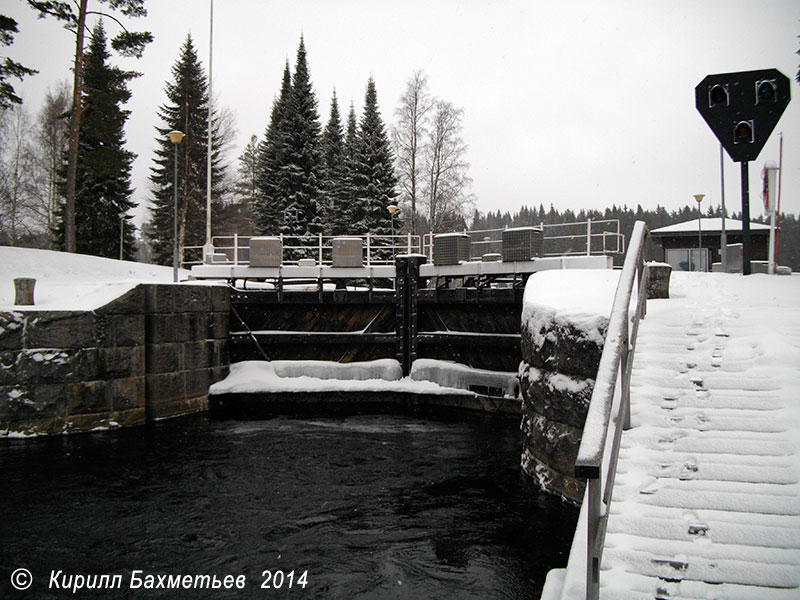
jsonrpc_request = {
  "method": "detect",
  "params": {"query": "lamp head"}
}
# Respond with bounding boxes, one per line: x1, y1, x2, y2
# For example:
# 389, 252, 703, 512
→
167, 130, 185, 144
387, 204, 398, 215
693, 194, 705, 204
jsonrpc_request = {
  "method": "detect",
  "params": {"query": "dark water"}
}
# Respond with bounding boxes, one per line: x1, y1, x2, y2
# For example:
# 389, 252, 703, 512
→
1, 411, 577, 599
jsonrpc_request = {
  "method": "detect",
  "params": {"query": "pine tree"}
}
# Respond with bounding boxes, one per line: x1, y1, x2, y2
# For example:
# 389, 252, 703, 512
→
320, 91, 347, 235
147, 34, 225, 266
282, 36, 322, 238
350, 77, 397, 235
54, 21, 137, 259
254, 61, 292, 235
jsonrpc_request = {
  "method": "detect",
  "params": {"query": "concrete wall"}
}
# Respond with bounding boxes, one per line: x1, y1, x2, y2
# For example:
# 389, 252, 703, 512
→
0, 283, 229, 436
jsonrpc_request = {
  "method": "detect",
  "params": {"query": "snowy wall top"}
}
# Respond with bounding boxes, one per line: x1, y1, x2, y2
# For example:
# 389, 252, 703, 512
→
521, 269, 622, 351
0, 247, 192, 311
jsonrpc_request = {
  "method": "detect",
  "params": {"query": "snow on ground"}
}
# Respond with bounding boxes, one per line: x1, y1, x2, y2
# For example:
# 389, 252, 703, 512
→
0, 246, 192, 311
547, 272, 800, 599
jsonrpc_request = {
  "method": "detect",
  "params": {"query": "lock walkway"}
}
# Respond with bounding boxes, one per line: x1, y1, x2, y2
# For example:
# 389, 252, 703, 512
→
598, 272, 800, 599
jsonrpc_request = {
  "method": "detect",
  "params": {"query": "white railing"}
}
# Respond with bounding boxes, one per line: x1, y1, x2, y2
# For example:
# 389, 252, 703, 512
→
182, 233, 422, 267
422, 219, 625, 261
182, 219, 625, 267
574, 220, 649, 599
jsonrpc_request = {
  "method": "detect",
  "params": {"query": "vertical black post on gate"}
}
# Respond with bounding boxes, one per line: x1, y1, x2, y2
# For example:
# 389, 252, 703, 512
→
395, 255, 425, 376
695, 69, 790, 275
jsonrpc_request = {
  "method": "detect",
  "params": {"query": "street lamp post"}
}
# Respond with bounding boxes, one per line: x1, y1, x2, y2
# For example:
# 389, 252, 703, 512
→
168, 131, 185, 282
387, 204, 398, 256
118, 211, 126, 260
693, 194, 705, 271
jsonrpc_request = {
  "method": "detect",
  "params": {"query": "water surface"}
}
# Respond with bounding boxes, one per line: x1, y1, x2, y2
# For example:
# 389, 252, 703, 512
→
1, 411, 577, 598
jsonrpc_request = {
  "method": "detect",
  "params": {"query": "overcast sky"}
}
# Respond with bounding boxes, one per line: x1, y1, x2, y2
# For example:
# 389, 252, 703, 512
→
5, 0, 800, 229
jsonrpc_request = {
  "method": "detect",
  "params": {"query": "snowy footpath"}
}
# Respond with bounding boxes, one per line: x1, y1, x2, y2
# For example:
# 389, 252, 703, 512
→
597, 272, 800, 599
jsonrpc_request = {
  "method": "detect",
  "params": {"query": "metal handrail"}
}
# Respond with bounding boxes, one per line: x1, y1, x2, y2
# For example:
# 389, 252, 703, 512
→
421, 219, 624, 261
182, 233, 423, 267
574, 220, 649, 600
182, 218, 625, 268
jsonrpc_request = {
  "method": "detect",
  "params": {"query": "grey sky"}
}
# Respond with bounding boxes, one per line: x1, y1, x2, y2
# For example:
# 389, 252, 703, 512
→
5, 0, 800, 229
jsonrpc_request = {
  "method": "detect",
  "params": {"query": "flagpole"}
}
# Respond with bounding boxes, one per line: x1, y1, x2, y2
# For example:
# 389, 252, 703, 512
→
775, 131, 783, 273
204, 0, 214, 261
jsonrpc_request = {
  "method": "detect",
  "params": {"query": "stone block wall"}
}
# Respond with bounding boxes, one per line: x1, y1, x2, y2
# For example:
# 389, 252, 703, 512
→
144, 285, 229, 420
519, 316, 607, 504
0, 283, 229, 436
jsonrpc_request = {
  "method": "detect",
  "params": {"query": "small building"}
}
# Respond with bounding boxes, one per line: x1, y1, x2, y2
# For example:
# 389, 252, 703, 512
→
650, 218, 771, 272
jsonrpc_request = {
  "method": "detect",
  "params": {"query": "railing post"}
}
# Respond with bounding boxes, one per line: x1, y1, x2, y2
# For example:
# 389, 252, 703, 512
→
234, 233, 239, 265
587, 218, 592, 256
366, 233, 371, 267
587, 477, 601, 600
319, 233, 323, 265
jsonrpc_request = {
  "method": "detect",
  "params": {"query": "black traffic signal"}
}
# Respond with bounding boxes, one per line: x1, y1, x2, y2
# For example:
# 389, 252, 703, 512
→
695, 68, 790, 162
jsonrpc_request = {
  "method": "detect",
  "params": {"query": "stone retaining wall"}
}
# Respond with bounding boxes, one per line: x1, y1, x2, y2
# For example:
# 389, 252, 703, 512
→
518, 318, 606, 505
0, 283, 229, 436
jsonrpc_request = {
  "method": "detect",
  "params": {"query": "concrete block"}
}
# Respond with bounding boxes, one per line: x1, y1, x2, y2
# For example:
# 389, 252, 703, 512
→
0, 351, 16, 385
146, 371, 185, 402
146, 395, 207, 421
16, 348, 102, 384
183, 340, 210, 370
0, 312, 25, 350
249, 237, 282, 267
186, 312, 209, 342
145, 342, 183, 374
144, 284, 177, 313
184, 368, 210, 398
66, 380, 110, 415
110, 407, 146, 428
100, 346, 145, 379
207, 311, 229, 340
110, 377, 145, 411
646, 263, 672, 299
181, 285, 212, 312
332, 237, 363, 267
146, 313, 189, 344
25, 312, 95, 349
209, 286, 230, 313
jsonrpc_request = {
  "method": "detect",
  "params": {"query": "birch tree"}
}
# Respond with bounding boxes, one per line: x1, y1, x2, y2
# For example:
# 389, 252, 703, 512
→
392, 70, 431, 236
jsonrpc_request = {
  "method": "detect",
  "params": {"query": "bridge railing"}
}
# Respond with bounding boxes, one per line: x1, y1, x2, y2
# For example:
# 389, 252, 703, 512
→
421, 218, 624, 261
574, 220, 649, 600
182, 218, 625, 267
183, 233, 423, 267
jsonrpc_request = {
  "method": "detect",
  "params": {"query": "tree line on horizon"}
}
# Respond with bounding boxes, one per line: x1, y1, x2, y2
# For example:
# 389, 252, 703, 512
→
470, 202, 800, 270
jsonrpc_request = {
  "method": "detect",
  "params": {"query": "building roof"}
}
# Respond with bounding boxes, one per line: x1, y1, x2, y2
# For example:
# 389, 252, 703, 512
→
650, 218, 771, 236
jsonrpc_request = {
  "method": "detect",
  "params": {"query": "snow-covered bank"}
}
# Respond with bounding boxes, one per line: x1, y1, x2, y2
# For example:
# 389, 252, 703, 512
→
210, 358, 519, 398
0, 246, 191, 311
545, 271, 800, 599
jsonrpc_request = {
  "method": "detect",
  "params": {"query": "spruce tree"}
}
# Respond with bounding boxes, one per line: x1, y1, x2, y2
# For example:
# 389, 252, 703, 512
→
54, 21, 138, 259
147, 34, 225, 266
254, 62, 292, 235
282, 36, 322, 238
350, 77, 398, 235
320, 91, 347, 235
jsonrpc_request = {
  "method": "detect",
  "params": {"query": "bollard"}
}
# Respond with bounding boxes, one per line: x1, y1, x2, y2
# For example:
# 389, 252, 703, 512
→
14, 277, 36, 305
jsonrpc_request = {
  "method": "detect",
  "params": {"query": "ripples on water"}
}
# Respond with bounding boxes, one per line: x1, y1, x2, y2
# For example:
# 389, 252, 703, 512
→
1, 411, 577, 599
